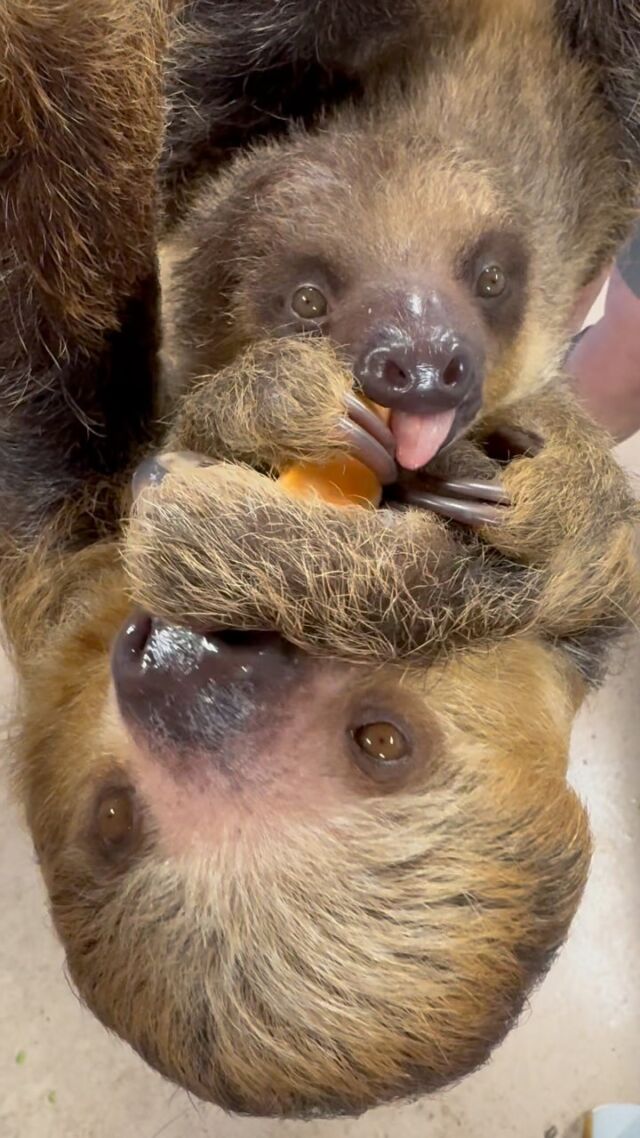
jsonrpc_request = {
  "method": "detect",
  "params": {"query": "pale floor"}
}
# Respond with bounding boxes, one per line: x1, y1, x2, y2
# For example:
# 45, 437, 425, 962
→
1, 295, 639, 1137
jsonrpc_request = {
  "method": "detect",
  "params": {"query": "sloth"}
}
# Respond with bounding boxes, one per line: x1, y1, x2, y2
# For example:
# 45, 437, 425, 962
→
162, 0, 640, 222
155, 0, 638, 646
1, 0, 639, 1121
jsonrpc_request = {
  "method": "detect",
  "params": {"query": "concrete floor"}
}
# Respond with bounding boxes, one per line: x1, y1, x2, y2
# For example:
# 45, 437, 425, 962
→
1, 299, 639, 1136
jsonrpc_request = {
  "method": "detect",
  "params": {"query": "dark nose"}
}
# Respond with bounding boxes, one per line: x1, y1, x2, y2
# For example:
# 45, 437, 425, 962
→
355, 334, 480, 414
112, 612, 299, 757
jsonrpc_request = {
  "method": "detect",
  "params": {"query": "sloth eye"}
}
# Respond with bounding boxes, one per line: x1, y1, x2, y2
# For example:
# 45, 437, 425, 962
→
95, 787, 139, 854
290, 284, 328, 321
351, 721, 411, 783
476, 264, 507, 298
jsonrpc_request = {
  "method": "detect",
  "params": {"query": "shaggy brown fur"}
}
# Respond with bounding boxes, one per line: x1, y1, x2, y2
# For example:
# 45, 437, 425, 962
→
1, 0, 639, 1122
160, 0, 454, 220
0, 0, 166, 543
161, 0, 640, 219
158, 6, 639, 656
127, 384, 639, 663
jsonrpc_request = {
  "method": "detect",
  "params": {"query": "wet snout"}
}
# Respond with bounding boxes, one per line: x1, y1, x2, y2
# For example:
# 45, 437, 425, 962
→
356, 328, 478, 415
341, 287, 485, 470
111, 612, 300, 762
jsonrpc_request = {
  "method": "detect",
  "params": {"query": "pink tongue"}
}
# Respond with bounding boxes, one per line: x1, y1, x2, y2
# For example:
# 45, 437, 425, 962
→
390, 408, 457, 471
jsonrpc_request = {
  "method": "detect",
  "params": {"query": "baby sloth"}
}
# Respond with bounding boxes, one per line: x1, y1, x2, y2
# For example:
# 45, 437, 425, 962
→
151, 3, 639, 652
3, 0, 640, 1124
161, 15, 635, 444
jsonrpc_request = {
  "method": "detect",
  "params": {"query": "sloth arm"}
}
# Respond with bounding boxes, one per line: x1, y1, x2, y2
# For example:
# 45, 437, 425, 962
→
0, 1, 168, 659
125, 373, 639, 662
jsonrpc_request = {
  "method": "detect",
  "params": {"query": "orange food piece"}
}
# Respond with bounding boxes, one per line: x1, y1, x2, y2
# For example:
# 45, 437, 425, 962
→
278, 399, 390, 508
279, 453, 383, 507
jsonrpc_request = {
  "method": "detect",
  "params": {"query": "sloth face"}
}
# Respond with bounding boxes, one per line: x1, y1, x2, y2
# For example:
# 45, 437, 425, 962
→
163, 24, 631, 473
19, 600, 590, 1116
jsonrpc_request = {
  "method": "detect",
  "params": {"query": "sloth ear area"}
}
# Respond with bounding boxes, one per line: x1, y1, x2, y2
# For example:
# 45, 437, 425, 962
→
555, 0, 640, 168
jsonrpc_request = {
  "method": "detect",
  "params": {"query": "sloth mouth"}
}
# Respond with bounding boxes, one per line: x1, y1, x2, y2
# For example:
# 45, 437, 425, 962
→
343, 391, 543, 527
345, 392, 482, 483
390, 407, 458, 471
339, 393, 509, 526
389, 382, 485, 472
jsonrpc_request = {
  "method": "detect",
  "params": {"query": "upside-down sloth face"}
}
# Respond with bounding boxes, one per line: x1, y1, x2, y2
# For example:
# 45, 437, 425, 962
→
17, 584, 589, 1117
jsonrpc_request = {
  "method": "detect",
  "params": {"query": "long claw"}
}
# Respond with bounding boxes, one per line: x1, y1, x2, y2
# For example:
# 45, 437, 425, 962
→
339, 417, 398, 485
417, 475, 510, 506
344, 392, 395, 455
389, 478, 508, 526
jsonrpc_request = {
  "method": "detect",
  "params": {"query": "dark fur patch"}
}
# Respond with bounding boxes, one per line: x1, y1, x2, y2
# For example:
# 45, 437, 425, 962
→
555, 0, 640, 165
161, 0, 425, 219
552, 623, 628, 689
0, 273, 159, 543
0, 1, 165, 544
456, 228, 530, 342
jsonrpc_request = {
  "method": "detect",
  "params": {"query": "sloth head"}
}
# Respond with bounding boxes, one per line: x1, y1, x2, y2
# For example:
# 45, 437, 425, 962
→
163, 18, 635, 470
18, 594, 590, 1117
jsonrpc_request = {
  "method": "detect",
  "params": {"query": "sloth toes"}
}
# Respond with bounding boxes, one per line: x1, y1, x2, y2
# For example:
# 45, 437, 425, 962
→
343, 392, 395, 454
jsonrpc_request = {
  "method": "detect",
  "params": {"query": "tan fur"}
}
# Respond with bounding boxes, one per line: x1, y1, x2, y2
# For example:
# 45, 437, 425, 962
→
126, 396, 640, 663
14, 574, 592, 1114
162, 11, 636, 410
1, 0, 639, 1122
152, 9, 640, 661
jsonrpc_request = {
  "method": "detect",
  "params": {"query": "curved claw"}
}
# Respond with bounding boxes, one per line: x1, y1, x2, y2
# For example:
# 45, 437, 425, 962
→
132, 450, 214, 501
344, 392, 395, 455
390, 475, 509, 527
418, 476, 511, 506
339, 416, 398, 485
